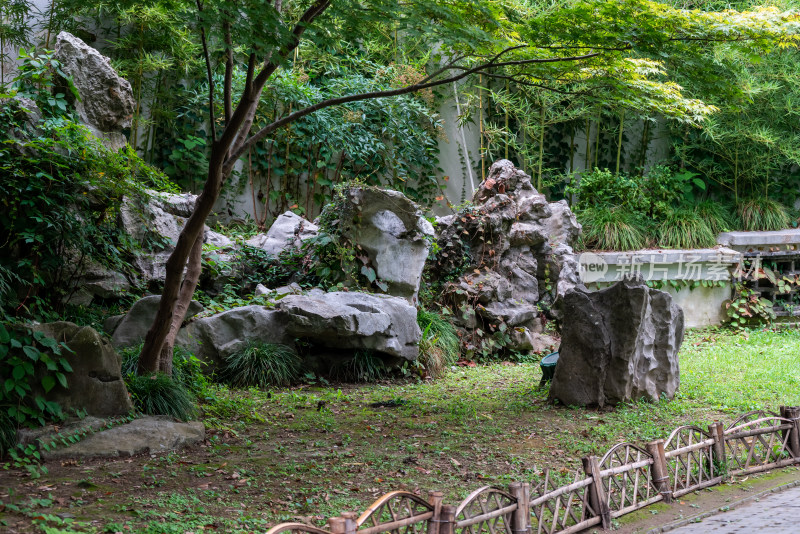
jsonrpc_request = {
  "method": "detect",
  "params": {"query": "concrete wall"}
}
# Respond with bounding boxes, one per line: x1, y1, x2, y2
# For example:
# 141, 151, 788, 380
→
581, 248, 740, 328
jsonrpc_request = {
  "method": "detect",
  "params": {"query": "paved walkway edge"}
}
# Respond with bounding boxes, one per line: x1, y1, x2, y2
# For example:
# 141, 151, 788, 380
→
648, 479, 800, 533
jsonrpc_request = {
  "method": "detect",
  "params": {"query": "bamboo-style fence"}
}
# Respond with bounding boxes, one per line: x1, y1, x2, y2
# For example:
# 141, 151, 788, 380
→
265, 406, 800, 534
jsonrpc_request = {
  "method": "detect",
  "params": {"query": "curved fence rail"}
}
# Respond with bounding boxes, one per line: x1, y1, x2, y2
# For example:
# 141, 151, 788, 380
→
263, 406, 800, 534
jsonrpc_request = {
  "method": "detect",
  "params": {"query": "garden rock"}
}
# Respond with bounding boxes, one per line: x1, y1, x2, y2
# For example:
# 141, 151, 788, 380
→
176, 306, 292, 367
429, 160, 581, 355
53, 32, 135, 150
277, 291, 421, 361
118, 190, 236, 283
246, 211, 318, 257
334, 187, 434, 303
36, 416, 204, 460
31, 322, 133, 417
549, 277, 684, 407
66, 259, 132, 306
110, 295, 203, 347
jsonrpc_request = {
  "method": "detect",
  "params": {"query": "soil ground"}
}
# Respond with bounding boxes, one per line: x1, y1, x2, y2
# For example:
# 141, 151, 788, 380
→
2, 327, 800, 533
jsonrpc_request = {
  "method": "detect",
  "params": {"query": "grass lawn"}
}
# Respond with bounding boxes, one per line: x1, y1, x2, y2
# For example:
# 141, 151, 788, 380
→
2, 326, 800, 533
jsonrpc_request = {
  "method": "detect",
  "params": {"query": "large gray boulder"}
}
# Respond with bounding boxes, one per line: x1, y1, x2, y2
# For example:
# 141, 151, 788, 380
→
53, 32, 135, 150
118, 190, 234, 284
336, 187, 434, 303
176, 305, 292, 366
110, 295, 203, 348
31, 323, 133, 417
277, 292, 421, 361
246, 211, 319, 257
549, 277, 684, 407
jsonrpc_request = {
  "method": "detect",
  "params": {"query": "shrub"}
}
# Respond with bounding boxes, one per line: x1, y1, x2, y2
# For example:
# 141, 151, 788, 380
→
417, 308, 460, 378
570, 168, 646, 212
579, 207, 649, 251
658, 207, 717, 249
736, 198, 790, 231
0, 49, 174, 316
0, 321, 73, 457
222, 342, 302, 388
126, 374, 196, 421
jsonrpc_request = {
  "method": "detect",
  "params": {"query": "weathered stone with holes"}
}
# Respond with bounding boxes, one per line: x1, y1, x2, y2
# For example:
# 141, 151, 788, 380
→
53, 32, 135, 150
333, 187, 434, 303
276, 291, 421, 361
549, 277, 684, 407
110, 295, 203, 348
30, 323, 133, 417
246, 211, 319, 257
429, 160, 581, 355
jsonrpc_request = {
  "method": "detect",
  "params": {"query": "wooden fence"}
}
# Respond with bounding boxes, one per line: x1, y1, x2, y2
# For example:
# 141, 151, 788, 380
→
265, 406, 800, 534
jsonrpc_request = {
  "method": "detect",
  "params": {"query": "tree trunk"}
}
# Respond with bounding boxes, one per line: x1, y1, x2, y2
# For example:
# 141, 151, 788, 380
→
137, 152, 226, 375
157, 231, 204, 375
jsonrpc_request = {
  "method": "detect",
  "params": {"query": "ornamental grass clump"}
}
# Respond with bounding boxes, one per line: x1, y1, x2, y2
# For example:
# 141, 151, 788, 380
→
222, 342, 302, 388
417, 308, 460, 378
658, 207, 716, 249
126, 373, 197, 421
580, 207, 649, 251
737, 198, 790, 231
329, 350, 388, 382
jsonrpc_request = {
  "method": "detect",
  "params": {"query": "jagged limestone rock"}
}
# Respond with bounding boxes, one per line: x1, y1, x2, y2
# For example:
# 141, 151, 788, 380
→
549, 277, 684, 407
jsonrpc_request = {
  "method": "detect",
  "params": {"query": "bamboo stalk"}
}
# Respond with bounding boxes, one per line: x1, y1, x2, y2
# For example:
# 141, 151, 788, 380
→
615, 110, 625, 174
598, 458, 652, 477
664, 438, 715, 457
582, 456, 610, 529
479, 74, 485, 180
646, 439, 672, 504
530, 478, 593, 507
537, 105, 545, 191
593, 115, 600, 169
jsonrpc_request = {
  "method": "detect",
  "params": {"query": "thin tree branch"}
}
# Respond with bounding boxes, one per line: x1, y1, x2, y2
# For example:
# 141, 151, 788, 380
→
217, 0, 330, 154
224, 49, 603, 171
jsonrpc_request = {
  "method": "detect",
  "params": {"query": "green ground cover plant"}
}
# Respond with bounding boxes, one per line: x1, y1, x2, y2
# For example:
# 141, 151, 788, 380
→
2, 326, 799, 532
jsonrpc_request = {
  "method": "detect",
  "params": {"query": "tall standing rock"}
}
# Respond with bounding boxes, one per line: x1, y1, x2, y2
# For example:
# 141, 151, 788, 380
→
31, 323, 133, 417
549, 277, 684, 407
53, 31, 135, 150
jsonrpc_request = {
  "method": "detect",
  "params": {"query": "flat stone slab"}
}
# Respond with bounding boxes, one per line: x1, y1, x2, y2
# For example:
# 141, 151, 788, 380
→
587, 247, 741, 265
29, 416, 205, 460
718, 229, 800, 250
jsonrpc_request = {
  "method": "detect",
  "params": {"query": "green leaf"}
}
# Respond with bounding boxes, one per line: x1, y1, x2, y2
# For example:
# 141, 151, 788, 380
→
23, 346, 40, 361
41, 375, 56, 393
55, 372, 68, 389
12, 366, 26, 380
